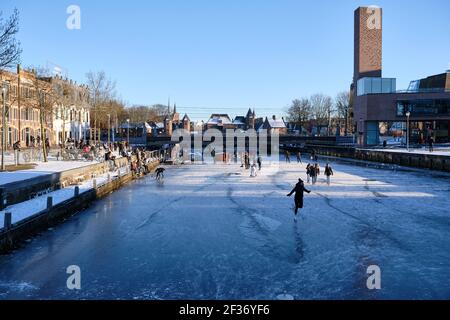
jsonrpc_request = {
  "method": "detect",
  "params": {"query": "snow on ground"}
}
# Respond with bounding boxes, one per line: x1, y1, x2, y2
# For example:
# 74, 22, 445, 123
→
0, 158, 449, 299
0, 167, 128, 229
0, 160, 101, 186
0, 150, 123, 186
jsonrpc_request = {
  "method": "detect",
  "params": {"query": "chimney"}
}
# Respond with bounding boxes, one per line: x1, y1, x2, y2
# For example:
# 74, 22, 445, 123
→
353, 6, 383, 84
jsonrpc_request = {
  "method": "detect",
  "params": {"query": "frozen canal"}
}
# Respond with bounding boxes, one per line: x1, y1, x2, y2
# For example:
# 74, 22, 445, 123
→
0, 159, 449, 300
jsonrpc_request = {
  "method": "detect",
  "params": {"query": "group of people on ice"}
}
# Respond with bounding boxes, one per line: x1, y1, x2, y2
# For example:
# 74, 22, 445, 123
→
238, 151, 263, 178
305, 163, 334, 185
287, 151, 335, 220
284, 150, 305, 164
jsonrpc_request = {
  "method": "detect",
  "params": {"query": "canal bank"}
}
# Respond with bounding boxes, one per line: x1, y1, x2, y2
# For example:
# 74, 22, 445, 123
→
0, 158, 160, 253
284, 145, 450, 173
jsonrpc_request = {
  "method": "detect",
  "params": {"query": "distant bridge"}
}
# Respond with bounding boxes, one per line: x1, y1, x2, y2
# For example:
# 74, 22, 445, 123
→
144, 134, 355, 150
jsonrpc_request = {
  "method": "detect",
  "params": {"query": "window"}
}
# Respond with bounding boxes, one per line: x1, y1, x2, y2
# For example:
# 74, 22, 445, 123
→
397, 99, 450, 116
357, 78, 396, 96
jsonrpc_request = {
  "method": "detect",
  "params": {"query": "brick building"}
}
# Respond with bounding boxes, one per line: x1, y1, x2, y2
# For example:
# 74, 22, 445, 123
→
164, 104, 192, 135
352, 6, 450, 146
0, 65, 91, 149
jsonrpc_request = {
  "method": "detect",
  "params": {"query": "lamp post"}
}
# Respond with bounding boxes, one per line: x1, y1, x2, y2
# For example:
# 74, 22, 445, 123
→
107, 114, 111, 148
39, 90, 48, 163
126, 119, 130, 149
1, 83, 7, 171
406, 111, 411, 152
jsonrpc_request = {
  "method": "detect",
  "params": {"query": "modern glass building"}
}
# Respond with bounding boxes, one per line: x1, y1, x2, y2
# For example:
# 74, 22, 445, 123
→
352, 6, 450, 146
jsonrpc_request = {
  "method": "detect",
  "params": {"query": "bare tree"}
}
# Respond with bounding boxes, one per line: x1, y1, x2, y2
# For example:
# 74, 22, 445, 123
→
0, 9, 22, 70
310, 93, 333, 132
286, 98, 311, 134
97, 98, 126, 130
124, 104, 170, 124
25, 67, 58, 162
86, 71, 116, 143
335, 91, 352, 136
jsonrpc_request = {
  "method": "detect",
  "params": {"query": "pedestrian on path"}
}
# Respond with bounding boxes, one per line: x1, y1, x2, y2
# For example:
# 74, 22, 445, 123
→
324, 163, 334, 186
257, 155, 262, 171
287, 178, 311, 220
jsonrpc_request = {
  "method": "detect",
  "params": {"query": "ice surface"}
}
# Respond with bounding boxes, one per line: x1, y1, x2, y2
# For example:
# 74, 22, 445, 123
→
0, 159, 449, 300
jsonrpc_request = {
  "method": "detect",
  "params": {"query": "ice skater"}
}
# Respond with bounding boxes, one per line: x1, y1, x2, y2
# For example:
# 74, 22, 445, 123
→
310, 164, 318, 185
257, 155, 262, 171
296, 152, 302, 164
250, 163, 258, 177
314, 163, 320, 184
428, 136, 434, 153
155, 167, 166, 181
285, 150, 291, 163
324, 163, 334, 185
244, 152, 250, 169
287, 178, 311, 220
306, 164, 311, 184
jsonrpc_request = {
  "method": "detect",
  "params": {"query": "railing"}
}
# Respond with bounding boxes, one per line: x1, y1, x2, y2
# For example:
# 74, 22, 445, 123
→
396, 88, 447, 94
58, 148, 105, 163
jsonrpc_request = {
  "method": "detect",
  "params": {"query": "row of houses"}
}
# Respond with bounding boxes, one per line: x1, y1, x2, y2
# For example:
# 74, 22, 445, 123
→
205, 109, 288, 135
116, 107, 290, 144
0, 65, 91, 149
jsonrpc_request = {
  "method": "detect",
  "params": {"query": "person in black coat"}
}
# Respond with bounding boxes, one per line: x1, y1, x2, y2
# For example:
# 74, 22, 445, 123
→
287, 179, 311, 217
428, 136, 434, 153
296, 152, 302, 164
244, 152, 250, 169
324, 163, 334, 185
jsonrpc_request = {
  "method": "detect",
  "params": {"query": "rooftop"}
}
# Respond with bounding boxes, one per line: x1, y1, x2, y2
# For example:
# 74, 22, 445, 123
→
207, 114, 232, 125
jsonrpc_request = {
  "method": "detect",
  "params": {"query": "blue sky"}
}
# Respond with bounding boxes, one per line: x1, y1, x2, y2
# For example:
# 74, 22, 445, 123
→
2, 0, 450, 121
